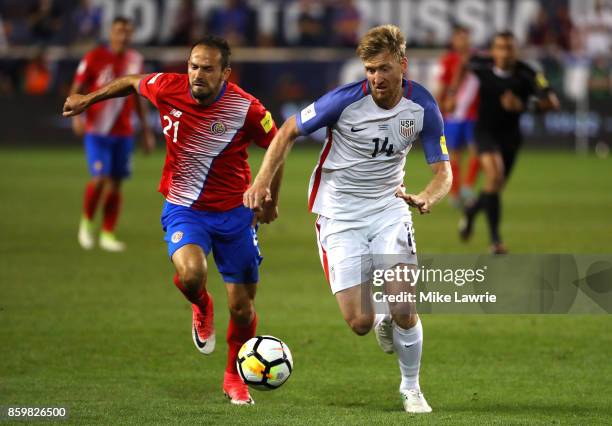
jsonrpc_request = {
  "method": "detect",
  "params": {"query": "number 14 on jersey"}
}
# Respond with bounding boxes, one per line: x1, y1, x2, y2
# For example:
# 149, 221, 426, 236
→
372, 137, 394, 157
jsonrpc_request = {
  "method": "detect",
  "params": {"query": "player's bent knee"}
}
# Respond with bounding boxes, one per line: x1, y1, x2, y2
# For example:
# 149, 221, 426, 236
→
484, 174, 504, 193
347, 315, 374, 336
90, 176, 105, 189
392, 313, 418, 330
178, 266, 207, 295
228, 301, 254, 324
490, 172, 504, 191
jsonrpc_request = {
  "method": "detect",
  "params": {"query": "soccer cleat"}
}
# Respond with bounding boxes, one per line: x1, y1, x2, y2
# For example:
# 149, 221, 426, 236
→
458, 214, 473, 242
223, 371, 254, 405
99, 231, 126, 252
192, 295, 215, 355
78, 217, 95, 250
400, 388, 432, 413
490, 242, 508, 255
374, 314, 394, 354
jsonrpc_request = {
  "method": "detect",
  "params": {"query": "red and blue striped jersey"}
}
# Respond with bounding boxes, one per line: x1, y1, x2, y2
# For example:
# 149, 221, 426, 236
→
139, 73, 277, 211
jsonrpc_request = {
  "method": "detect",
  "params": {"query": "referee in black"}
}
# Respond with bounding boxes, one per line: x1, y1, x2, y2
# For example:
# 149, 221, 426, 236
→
458, 31, 559, 254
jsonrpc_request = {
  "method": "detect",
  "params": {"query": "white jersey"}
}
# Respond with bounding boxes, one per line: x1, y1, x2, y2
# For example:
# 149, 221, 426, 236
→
297, 79, 448, 220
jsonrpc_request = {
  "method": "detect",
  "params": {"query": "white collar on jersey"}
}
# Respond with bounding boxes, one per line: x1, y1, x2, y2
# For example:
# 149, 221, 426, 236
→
492, 66, 512, 78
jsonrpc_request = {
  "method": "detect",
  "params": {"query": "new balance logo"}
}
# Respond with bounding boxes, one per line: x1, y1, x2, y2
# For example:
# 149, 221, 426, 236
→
169, 109, 183, 118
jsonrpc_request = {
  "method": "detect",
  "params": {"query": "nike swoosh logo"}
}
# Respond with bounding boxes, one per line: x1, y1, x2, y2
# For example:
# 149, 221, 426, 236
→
404, 343, 416, 348
351, 126, 367, 132
193, 325, 208, 349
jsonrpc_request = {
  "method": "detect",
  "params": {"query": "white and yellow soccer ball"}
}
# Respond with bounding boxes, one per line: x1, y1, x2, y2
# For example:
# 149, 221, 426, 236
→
236, 335, 293, 391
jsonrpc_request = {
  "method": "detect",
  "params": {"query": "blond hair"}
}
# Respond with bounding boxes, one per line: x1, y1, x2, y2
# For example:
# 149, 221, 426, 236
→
357, 25, 406, 62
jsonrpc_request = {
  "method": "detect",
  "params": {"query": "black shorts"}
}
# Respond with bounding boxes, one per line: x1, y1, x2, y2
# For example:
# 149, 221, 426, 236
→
475, 128, 522, 179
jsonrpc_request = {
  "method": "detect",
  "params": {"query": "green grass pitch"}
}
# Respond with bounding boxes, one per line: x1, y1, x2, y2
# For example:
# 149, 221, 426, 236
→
1, 146, 611, 425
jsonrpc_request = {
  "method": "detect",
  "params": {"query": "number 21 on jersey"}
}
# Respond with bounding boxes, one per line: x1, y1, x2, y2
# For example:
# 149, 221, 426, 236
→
162, 115, 180, 143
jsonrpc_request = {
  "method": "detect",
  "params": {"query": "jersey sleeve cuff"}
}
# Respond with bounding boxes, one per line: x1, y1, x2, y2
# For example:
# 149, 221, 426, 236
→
137, 76, 145, 95
426, 154, 450, 164
295, 115, 306, 136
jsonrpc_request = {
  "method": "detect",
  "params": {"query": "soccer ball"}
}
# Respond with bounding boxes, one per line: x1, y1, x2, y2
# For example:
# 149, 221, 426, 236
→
236, 335, 293, 391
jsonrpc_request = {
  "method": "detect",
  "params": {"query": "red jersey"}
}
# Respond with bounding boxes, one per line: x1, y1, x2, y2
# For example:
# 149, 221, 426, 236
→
138, 73, 278, 211
74, 45, 143, 136
439, 51, 479, 121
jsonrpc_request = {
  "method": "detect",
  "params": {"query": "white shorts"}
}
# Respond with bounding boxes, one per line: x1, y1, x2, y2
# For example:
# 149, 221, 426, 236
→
314, 207, 418, 294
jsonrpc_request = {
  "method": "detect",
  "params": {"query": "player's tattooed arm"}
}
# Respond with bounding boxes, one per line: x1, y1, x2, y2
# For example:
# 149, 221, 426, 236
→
244, 116, 300, 211
62, 74, 146, 117
396, 161, 452, 214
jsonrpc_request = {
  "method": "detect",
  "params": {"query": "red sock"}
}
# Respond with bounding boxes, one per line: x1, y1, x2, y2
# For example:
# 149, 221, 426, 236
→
83, 182, 103, 220
465, 156, 480, 187
172, 273, 210, 311
450, 159, 460, 196
226, 314, 258, 374
102, 190, 122, 232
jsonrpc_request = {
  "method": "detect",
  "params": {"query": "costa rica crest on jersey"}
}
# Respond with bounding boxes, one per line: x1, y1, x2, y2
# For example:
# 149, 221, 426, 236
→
171, 231, 183, 243
399, 119, 415, 139
210, 120, 226, 135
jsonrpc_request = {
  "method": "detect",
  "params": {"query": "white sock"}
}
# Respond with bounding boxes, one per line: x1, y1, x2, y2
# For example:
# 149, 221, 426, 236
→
393, 318, 423, 391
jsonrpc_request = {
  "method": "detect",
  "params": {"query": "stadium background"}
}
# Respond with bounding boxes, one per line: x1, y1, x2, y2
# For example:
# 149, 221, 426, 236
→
1, 0, 612, 150
1, 0, 611, 424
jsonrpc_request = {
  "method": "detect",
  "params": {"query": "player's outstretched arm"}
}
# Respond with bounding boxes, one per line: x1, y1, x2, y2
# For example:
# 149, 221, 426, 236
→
62, 74, 146, 117
244, 115, 300, 211
134, 95, 156, 154
396, 161, 452, 214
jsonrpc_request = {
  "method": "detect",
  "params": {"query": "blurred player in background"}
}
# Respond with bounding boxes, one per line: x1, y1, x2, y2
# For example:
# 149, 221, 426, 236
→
245, 25, 451, 414
459, 31, 559, 254
63, 35, 281, 405
71, 16, 155, 252
436, 25, 480, 208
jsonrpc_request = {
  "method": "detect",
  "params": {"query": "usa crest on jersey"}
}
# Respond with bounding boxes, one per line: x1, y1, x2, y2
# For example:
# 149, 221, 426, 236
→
399, 119, 415, 139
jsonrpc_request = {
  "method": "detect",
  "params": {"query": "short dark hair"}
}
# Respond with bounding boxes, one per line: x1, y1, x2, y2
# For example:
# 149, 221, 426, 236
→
452, 24, 469, 34
112, 16, 132, 26
493, 30, 515, 42
190, 35, 232, 69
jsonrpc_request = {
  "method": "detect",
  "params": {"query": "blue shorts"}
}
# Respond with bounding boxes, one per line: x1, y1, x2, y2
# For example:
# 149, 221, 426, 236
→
161, 202, 263, 284
84, 133, 135, 178
444, 120, 475, 151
